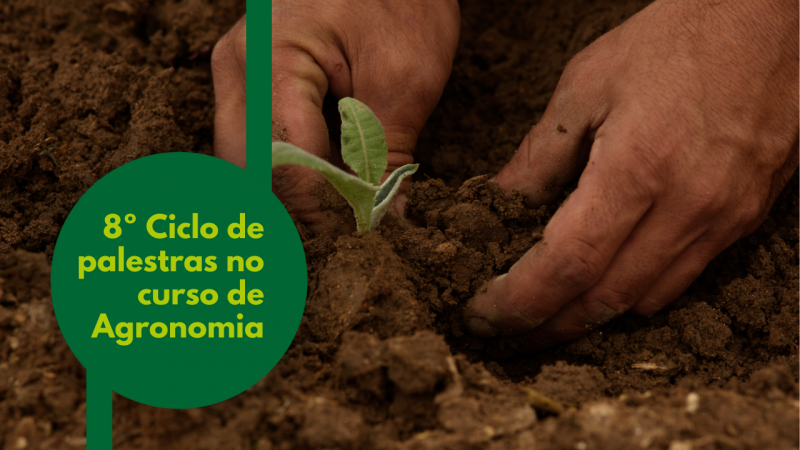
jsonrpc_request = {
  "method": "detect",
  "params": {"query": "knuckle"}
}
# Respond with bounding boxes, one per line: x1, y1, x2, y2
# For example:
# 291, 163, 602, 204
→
558, 46, 607, 93
738, 194, 764, 222
212, 28, 246, 76
690, 186, 726, 216
622, 133, 673, 188
630, 296, 667, 317
750, 133, 795, 172
552, 237, 606, 289
562, 51, 593, 83
515, 133, 536, 172
730, 194, 766, 235
592, 123, 672, 200
586, 284, 637, 318
686, 172, 760, 225
508, 301, 547, 330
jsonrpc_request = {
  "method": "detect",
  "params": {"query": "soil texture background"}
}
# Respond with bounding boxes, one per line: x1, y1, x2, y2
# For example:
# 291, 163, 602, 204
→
1, 0, 798, 449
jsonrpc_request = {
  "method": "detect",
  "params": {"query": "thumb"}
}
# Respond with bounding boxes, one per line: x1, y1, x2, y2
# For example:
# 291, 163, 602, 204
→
494, 56, 608, 206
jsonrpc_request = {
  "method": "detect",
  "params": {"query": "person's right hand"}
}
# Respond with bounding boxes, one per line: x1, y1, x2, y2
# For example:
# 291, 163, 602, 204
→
272, 0, 460, 235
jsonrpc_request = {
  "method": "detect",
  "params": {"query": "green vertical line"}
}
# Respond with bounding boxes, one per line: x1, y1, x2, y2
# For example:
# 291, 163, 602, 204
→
247, 0, 270, 182
86, 370, 112, 449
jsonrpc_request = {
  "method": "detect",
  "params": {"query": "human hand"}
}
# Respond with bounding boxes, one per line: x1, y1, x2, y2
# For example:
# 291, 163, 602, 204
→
272, 0, 460, 234
212, 15, 247, 168
466, 0, 799, 348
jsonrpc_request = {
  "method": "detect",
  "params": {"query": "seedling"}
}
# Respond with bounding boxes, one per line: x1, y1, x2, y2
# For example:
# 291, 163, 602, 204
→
272, 98, 418, 233
34, 137, 69, 169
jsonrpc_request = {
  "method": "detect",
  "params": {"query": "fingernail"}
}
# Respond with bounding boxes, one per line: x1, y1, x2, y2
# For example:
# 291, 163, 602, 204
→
467, 316, 500, 337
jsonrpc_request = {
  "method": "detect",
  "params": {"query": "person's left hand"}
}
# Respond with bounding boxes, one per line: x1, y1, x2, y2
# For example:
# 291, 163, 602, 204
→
465, 0, 799, 349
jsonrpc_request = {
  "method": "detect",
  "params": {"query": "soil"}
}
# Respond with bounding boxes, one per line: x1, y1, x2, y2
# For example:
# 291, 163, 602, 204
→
1, 0, 798, 450
0, 0, 244, 258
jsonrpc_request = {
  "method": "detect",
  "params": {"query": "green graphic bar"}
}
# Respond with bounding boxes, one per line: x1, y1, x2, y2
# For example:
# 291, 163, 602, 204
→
247, 0, 270, 180
87, 370, 111, 449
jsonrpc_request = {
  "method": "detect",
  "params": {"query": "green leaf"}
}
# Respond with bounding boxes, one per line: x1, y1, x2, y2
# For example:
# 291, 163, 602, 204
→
370, 163, 418, 230
272, 142, 378, 232
338, 98, 388, 185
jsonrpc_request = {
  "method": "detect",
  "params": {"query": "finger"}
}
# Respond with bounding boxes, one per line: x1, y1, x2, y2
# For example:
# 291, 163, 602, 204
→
494, 52, 609, 206
271, 46, 337, 231
631, 170, 786, 316
272, 46, 331, 160
512, 201, 711, 346
212, 15, 247, 168
629, 233, 732, 317
466, 133, 653, 337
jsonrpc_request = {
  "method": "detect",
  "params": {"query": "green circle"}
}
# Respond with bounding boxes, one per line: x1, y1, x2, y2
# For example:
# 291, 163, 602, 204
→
51, 153, 307, 408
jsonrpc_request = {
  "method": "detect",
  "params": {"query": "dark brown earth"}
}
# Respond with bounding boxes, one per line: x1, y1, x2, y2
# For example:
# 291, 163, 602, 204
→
1, 0, 798, 449
0, 0, 244, 258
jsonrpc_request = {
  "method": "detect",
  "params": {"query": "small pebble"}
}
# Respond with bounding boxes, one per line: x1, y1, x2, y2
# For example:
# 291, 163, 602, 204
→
685, 392, 700, 413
